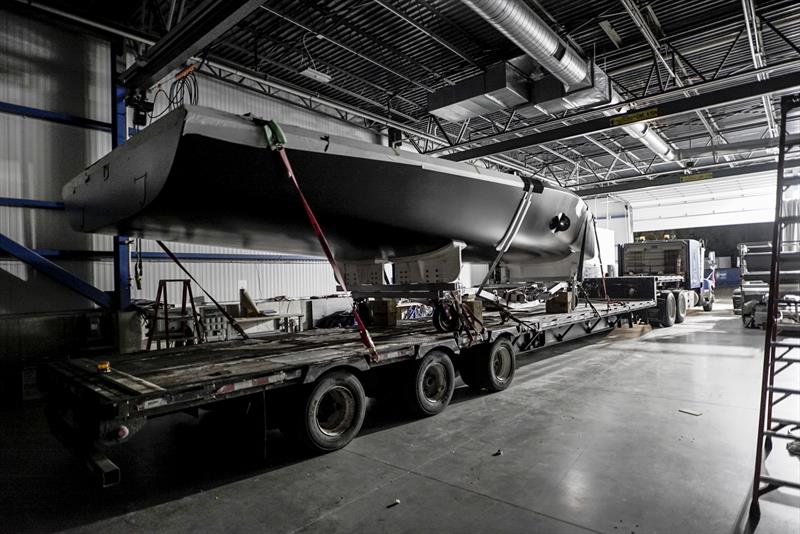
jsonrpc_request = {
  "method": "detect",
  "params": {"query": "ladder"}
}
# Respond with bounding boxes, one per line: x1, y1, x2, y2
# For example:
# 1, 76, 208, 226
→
146, 279, 206, 350
750, 93, 800, 516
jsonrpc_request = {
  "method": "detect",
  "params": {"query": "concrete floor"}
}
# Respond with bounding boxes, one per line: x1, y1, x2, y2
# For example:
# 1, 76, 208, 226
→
2, 297, 798, 533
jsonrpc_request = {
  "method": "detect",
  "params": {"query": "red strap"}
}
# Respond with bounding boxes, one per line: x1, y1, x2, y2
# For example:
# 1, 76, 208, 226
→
276, 148, 379, 362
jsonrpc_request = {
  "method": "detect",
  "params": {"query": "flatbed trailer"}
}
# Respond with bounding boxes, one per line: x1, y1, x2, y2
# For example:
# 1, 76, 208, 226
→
44, 278, 656, 487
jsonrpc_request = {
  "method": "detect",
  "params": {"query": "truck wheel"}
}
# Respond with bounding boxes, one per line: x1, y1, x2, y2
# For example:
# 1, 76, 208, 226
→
474, 338, 517, 392
284, 370, 366, 452
674, 292, 688, 323
658, 292, 676, 327
432, 302, 459, 332
405, 349, 455, 416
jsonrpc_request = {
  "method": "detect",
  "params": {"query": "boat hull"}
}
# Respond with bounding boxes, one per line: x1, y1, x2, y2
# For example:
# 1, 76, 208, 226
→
63, 106, 593, 275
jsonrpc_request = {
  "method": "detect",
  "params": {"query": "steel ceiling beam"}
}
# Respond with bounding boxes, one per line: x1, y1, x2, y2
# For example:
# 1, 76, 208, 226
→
259, 5, 439, 93
427, 59, 800, 156
742, 0, 780, 138
620, 0, 725, 146
194, 62, 542, 179
372, 0, 481, 68
676, 135, 799, 159
213, 40, 421, 123
16, 0, 542, 181
441, 68, 800, 162
120, 0, 265, 91
575, 159, 800, 196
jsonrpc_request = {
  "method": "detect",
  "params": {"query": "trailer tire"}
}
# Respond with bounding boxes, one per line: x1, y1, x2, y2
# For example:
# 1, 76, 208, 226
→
674, 292, 688, 323
283, 370, 366, 452
473, 338, 517, 392
405, 349, 455, 416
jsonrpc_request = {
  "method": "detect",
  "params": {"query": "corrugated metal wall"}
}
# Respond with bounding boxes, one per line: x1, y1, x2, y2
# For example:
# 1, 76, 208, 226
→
0, 10, 389, 314
0, 10, 112, 313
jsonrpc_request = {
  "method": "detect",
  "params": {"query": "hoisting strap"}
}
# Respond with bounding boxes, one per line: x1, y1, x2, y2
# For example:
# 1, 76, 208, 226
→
475, 178, 544, 317
264, 122, 379, 362
156, 240, 249, 340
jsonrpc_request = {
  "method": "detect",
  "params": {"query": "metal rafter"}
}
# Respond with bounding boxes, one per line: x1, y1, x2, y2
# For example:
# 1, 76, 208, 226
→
620, 0, 724, 147
258, 5, 440, 94
17, 0, 800, 191
742, 0, 780, 138
441, 68, 800, 164
121, 0, 265, 91
372, 0, 480, 68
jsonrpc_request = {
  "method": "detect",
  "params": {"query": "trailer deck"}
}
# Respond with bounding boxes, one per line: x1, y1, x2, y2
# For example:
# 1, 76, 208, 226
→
48, 299, 651, 417
44, 288, 656, 486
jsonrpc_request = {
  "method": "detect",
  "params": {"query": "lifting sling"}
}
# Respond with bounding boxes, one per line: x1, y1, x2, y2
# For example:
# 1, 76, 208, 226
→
263, 120, 379, 362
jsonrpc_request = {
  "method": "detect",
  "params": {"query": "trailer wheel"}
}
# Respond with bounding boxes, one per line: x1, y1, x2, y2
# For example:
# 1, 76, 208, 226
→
284, 370, 366, 452
674, 292, 688, 323
432, 302, 459, 332
405, 349, 455, 416
472, 338, 517, 392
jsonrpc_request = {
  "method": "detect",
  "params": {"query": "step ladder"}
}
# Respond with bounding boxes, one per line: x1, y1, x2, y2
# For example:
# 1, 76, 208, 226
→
750, 94, 800, 516
146, 279, 206, 350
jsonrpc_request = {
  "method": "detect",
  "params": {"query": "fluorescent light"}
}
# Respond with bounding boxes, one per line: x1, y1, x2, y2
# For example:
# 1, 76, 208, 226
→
300, 67, 332, 84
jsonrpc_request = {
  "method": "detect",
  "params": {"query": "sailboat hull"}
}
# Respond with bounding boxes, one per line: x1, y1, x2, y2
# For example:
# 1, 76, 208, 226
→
63, 106, 593, 274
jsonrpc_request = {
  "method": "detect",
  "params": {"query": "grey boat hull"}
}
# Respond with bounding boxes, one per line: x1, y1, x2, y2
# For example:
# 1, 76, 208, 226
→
63, 105, 593, 275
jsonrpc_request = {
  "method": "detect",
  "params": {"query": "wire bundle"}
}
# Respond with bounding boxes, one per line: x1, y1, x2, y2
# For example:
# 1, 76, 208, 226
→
148, 68, 200, 123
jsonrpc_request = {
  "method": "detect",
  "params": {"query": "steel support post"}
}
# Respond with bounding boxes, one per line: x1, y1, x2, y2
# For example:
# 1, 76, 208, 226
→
111, 38, 131, 310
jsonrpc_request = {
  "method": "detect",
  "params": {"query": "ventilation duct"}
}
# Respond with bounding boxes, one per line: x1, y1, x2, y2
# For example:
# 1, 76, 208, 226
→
461, 0, 677, 161
428, 62, 530, 122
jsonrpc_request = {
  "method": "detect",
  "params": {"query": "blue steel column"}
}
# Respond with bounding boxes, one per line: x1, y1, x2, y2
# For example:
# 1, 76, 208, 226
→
111, 38, 131, 310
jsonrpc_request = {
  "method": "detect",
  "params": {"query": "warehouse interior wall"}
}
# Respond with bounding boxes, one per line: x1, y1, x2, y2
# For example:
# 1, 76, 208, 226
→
0, 9, 405, 315
0, 9, 111, 313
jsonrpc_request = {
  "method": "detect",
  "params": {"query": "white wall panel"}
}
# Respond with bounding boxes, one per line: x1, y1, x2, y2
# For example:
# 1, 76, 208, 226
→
0, 11, 111, 313
0, 10, 109, 122
89, 259, 335, 302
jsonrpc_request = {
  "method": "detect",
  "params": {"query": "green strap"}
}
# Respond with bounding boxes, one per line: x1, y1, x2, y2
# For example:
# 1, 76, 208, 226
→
264, 120, 287, 150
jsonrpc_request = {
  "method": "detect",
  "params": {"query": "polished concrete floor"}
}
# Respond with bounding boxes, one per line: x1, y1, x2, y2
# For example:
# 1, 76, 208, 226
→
2, 297, 798, 533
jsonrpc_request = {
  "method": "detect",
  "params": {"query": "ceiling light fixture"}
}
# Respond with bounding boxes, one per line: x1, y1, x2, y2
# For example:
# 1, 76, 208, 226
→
300, 67, 332, 84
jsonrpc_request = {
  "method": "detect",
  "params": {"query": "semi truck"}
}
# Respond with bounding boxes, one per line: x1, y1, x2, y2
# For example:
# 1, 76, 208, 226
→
619, 239, 716, 327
